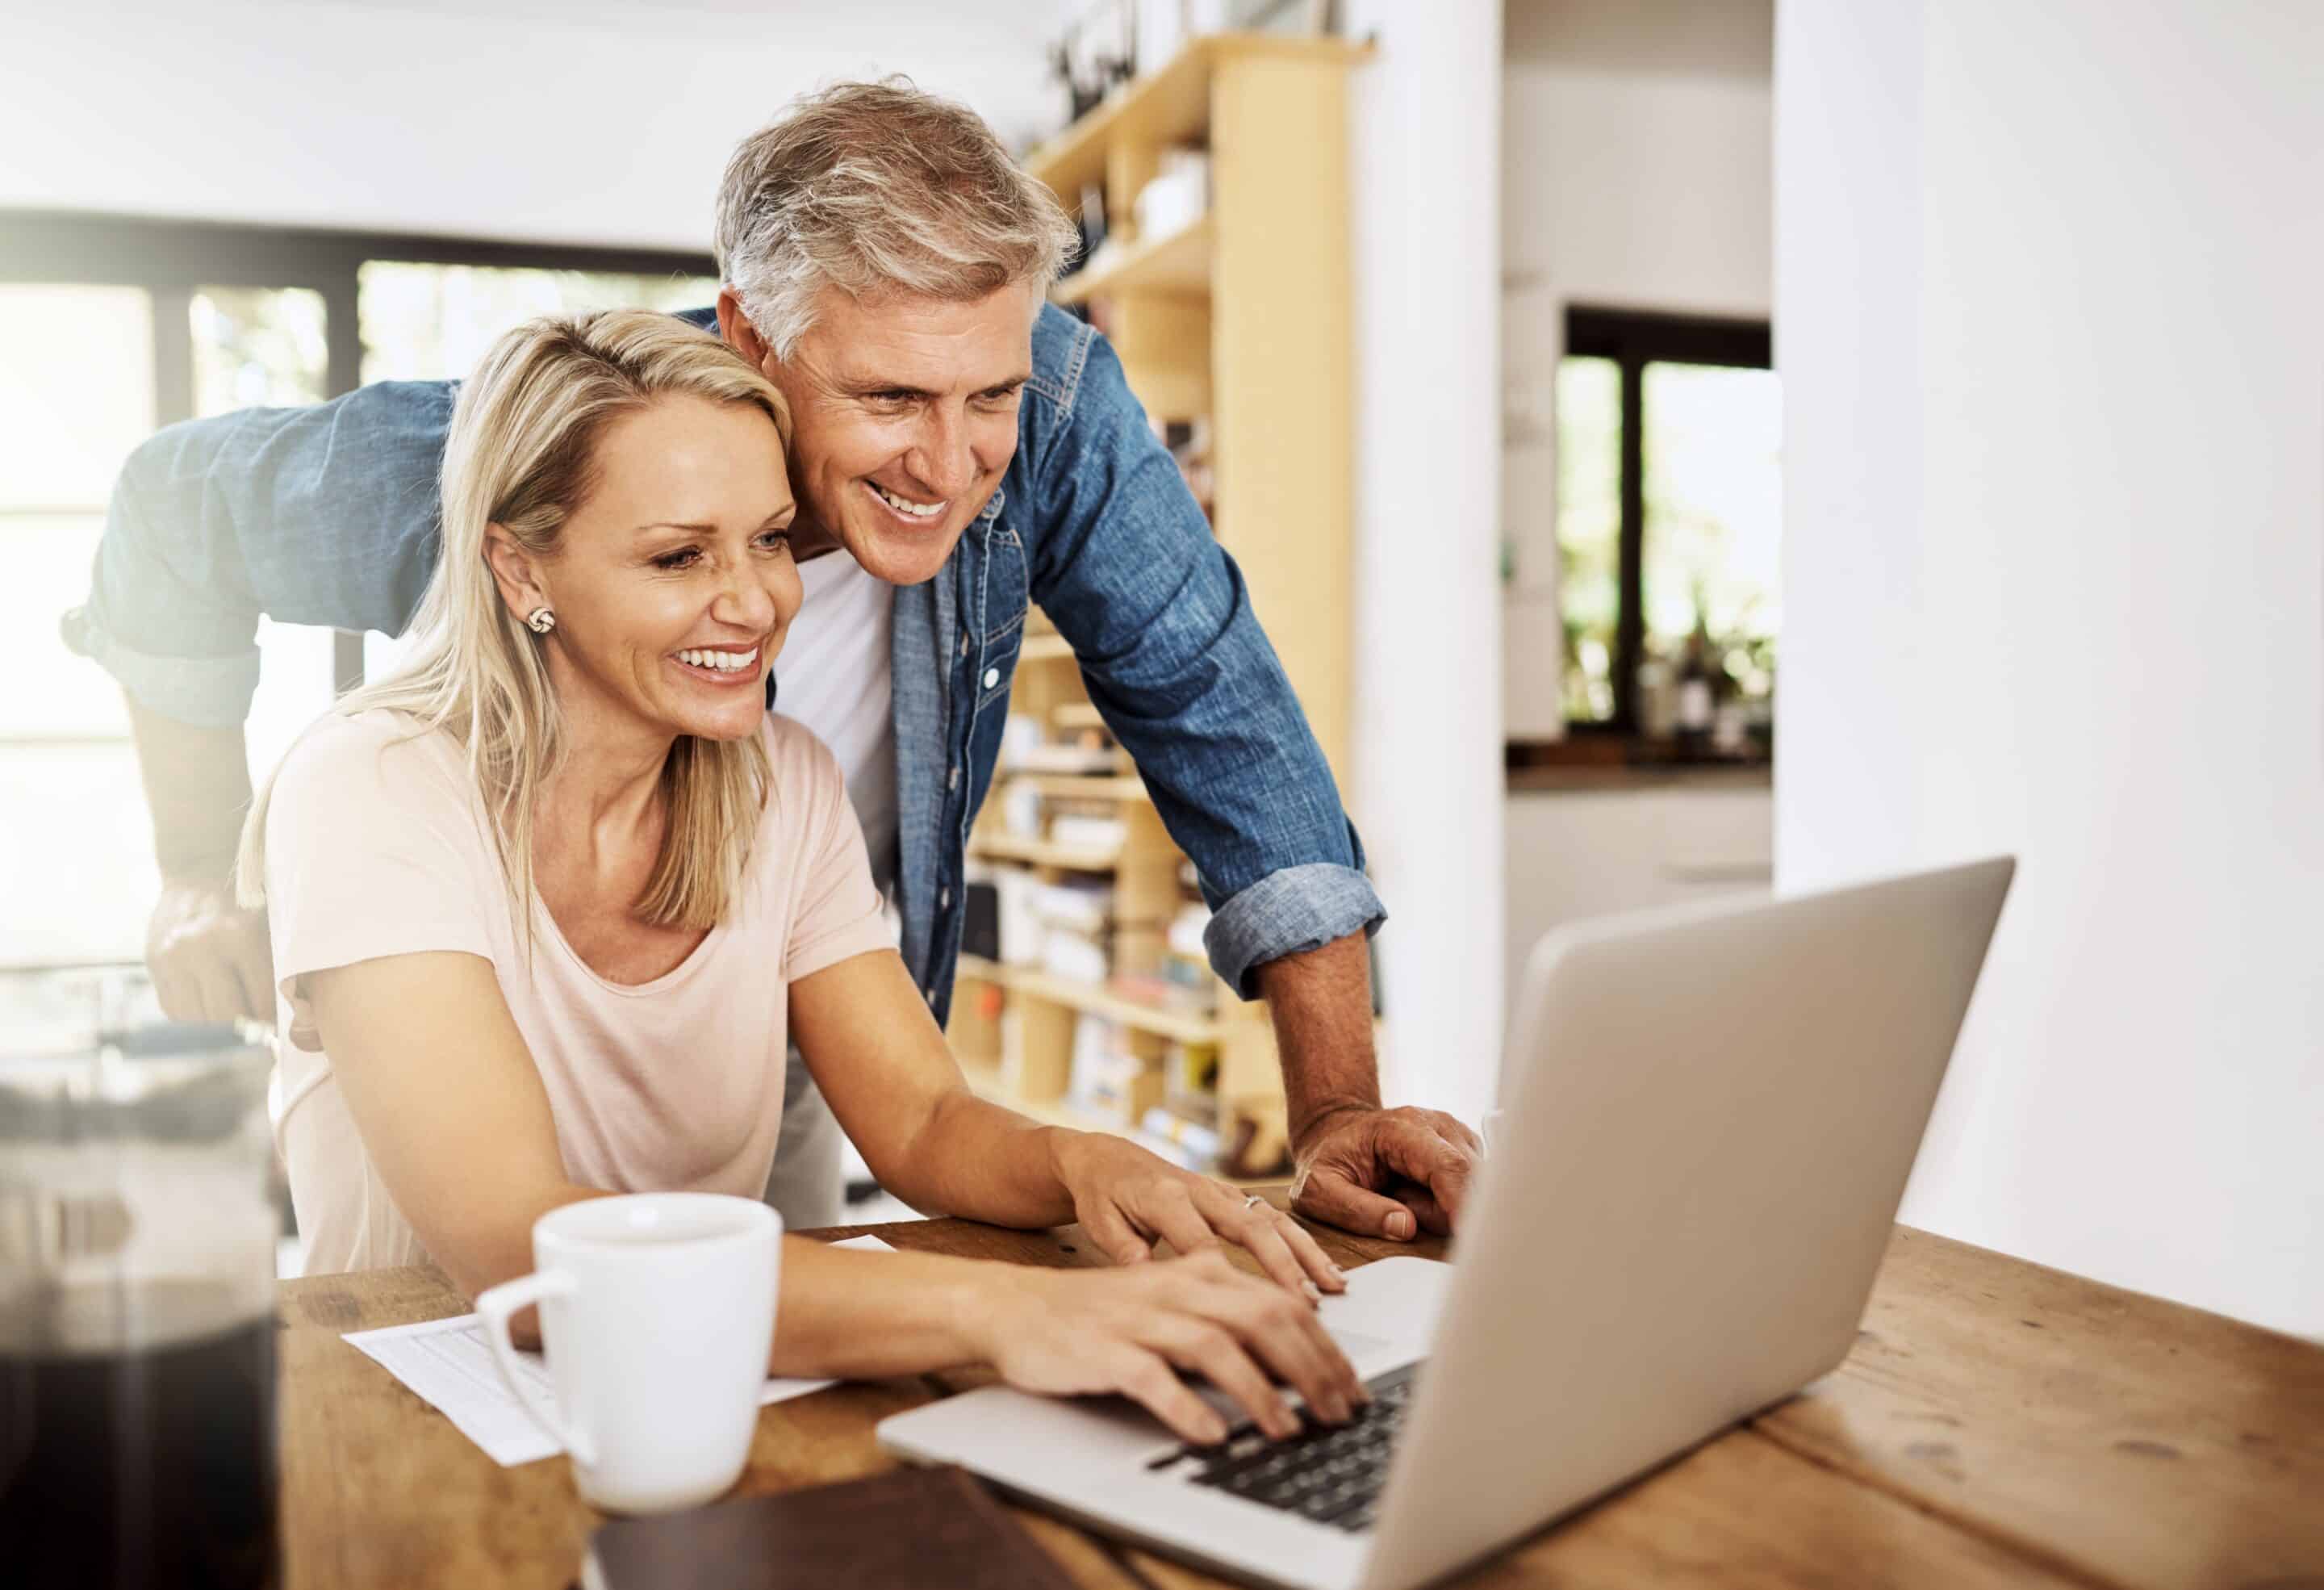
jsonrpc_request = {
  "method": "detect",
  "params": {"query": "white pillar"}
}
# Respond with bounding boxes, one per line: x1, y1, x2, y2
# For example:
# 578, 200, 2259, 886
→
1341, 0, 1506, 1123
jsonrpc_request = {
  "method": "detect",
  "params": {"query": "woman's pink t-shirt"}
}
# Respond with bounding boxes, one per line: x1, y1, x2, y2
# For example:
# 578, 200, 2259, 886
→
262, 708, 893, 1275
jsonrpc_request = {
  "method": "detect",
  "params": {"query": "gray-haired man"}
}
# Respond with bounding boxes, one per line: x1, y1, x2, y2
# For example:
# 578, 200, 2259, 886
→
73, 82, 1482, 1249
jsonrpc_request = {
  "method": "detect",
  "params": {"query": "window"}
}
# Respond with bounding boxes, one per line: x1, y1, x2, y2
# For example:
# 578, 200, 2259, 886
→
1, 213, 717, 1026
1555, 307, 1779, 756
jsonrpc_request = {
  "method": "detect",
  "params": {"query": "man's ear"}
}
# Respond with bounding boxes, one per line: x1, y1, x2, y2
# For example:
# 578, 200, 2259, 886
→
717, 287, 775, 374
482, 525, 549, 626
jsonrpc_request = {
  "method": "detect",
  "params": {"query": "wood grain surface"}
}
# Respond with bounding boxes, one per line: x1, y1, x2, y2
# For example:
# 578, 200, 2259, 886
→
275, 1195, 2324, 1590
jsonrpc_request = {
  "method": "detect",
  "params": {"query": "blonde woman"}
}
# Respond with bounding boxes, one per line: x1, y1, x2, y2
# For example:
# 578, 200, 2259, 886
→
241, 312, 1363, 1445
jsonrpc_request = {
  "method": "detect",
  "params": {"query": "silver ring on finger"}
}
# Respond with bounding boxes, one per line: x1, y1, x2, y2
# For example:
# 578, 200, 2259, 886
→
1244, 1194, 1267, 1211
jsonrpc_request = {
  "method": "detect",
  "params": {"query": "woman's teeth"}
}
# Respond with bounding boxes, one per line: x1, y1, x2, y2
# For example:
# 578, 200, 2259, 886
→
870, 481, 945, 519
675, 647, 757, 672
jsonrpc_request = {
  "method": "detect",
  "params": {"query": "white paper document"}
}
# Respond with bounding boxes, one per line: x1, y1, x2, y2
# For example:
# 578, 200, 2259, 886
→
344, 1232, 899, 1467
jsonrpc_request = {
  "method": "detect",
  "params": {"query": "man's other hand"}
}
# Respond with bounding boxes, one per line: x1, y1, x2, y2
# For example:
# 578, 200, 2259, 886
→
1289, 1105, 1484, 1241
148, 880, 275, 1023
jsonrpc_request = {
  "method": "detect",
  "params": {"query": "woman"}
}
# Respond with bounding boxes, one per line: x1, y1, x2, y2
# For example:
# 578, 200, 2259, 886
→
238, 311, 1363, 1445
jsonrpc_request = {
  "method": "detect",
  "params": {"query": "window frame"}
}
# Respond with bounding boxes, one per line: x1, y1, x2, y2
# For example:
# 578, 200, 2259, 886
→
2, 210, 720, 698
1561, 304, 1774, 739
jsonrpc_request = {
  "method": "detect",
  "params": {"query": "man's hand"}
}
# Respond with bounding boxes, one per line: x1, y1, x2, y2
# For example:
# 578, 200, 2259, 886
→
1290, 1105, 1482, 1241
1254, 933, 1486, 1241
121, 697, 269, 1023
148, 879, 275, 1023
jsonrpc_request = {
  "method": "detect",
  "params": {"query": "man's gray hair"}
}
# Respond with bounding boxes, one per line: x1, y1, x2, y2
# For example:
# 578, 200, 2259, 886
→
715, 80, 1080, 358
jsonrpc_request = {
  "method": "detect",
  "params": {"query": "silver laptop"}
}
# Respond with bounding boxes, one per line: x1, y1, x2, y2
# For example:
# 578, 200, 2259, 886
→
879, 857, 2015, 1590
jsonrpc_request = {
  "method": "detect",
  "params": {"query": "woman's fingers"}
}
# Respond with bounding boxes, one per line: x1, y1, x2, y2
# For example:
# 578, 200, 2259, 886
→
1198, 1263, 1361, 1425
1214, 1192, 1322, 1300
1143, 1185, 1227, 1262
1116, 1350, 1230, 1446
1080, 1197, 1156, 1267
1275, 1210, 1348, 1293
1150, 1317, 1298, 1440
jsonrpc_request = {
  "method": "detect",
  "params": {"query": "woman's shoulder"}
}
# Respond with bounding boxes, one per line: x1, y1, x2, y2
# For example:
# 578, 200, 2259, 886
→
271, 708, 474, 818
757, 713, 848, 790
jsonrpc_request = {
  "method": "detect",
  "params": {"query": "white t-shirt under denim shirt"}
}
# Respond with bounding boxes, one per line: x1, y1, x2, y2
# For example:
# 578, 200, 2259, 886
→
777, 549, 898, 898
262, 709, 893, 1276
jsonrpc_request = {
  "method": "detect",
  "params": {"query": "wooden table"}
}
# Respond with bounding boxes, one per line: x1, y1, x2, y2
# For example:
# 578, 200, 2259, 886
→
277, 1199, 2324, 1589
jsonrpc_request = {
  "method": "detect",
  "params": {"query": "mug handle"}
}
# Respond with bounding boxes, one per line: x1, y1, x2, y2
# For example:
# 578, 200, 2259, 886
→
474, 1270, 597, 1467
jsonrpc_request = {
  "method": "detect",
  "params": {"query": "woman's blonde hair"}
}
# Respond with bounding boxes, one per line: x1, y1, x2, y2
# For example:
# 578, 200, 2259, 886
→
237, 309, 792, 941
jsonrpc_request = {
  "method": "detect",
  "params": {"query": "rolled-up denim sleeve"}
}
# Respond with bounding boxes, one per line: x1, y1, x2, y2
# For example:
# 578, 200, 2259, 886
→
1202, 863, 1386, 1000
63, 383, 456, 727
65, 446, 263, 726
1027, 320, 1386, 998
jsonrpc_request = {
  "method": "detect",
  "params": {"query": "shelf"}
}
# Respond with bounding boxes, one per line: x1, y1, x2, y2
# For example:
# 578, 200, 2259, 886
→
1020, 634, 1076, 664
1053, 216, 1213, 307
1015, 969, 1221, 1043
955, 956, 1222, 1044
956, 1057, 1096, 1131
1052, 702, 1106, 732
1023, 33, 1377, 200
1005, 772, 1151, 801
969, 833, 1122, 870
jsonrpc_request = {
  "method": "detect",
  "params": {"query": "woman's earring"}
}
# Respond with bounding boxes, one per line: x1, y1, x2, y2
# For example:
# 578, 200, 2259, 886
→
525, 607, 556, 634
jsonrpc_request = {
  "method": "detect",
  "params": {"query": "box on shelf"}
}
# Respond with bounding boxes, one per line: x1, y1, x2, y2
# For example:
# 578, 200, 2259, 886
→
1067, 1015, 1164, 1128
1133, 149, 1210, 241
1043, 926, 1110, 985
1140, 1106, 1223, 1168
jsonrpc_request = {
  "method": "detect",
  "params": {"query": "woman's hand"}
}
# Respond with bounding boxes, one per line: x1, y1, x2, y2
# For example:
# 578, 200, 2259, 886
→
967, 1249, 1369, 1444
1051, 1132, 1347, 1299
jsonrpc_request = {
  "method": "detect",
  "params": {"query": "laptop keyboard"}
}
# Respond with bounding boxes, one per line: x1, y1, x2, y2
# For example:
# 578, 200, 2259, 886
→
1147, 1364, 1419, 1534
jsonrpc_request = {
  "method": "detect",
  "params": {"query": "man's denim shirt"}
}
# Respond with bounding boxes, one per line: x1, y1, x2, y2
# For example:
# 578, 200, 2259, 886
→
67, 304, 1383, 1022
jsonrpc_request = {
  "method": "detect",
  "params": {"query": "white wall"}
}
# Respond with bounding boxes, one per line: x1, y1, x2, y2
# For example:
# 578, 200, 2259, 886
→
0, 0, 1060, 248
1778, 0, 2324, 1337
1344, 0, 1507, 1125
1500, 0, 1772, 736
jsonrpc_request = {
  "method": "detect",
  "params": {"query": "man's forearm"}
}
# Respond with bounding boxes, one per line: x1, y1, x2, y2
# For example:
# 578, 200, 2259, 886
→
126, 694, 254, 881
1255, 932, 1381, 1148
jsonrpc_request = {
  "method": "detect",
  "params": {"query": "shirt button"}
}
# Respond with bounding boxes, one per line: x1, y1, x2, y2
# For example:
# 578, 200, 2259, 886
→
924, 986, 937, 1005
939, 886, 951, 908
958, 634, 970, 658
947, 764, 960, 791
982, 667, 1001, 688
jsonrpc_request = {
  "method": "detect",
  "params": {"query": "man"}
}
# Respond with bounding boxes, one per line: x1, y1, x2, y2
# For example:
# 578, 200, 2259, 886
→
67, 80, 1480, 1245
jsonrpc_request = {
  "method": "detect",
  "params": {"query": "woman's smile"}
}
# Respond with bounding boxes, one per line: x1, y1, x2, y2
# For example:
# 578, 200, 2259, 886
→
669, 642, 764, 685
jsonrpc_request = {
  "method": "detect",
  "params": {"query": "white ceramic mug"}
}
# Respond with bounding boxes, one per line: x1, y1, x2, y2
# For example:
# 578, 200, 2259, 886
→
475, 1192, 780, 1513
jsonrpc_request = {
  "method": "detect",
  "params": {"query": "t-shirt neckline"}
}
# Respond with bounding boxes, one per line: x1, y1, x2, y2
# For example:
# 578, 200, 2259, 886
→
529, 894, 729, 997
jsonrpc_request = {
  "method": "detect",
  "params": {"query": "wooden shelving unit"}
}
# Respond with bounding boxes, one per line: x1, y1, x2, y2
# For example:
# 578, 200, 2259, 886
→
949, 31, 1370, 1180
1051, 216, 1214, 306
